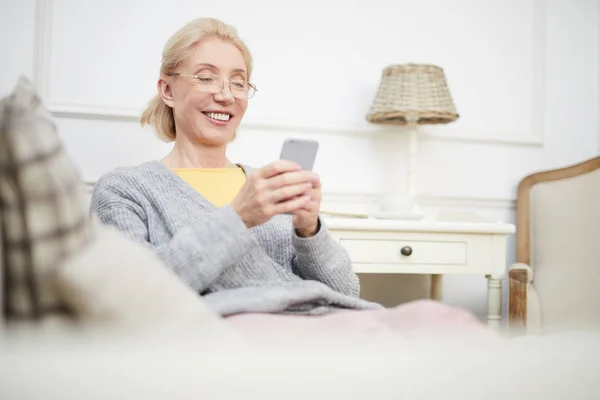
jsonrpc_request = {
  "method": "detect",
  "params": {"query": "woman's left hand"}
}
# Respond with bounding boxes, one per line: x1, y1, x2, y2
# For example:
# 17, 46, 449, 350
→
292, 174, 322, 237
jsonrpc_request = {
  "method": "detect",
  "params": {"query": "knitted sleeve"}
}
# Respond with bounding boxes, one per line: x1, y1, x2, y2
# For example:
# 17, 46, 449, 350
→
291, 218, 360, 298
89, 174, 257, 293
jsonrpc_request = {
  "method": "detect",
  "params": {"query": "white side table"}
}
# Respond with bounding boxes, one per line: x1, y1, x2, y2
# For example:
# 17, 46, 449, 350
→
324, 217, 515, 332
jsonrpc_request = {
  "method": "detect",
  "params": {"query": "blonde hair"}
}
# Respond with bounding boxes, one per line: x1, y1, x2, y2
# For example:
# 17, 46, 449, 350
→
140, 18, 253, 142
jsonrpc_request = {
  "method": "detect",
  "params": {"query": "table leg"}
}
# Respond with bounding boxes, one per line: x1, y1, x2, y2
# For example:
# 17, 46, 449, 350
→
430, 274, 443, 301
486, 275, 502, 332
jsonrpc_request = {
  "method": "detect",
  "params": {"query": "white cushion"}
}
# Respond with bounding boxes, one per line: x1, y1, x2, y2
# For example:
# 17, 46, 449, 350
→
56, 217, 233, 337
530, 168, 600, 333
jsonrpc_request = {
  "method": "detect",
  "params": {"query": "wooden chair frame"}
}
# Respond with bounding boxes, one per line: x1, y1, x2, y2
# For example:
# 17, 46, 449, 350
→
509, 156, 600, 335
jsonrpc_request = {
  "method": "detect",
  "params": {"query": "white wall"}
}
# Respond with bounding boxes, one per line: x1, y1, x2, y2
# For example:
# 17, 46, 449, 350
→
1, 0, 599, 323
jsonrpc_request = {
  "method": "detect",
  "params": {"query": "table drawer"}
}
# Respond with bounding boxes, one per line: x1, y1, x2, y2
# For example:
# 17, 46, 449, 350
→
339, 238, 466, 265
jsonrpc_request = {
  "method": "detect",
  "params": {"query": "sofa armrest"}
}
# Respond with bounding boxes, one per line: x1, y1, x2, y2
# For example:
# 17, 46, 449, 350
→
509, 263, 542, 337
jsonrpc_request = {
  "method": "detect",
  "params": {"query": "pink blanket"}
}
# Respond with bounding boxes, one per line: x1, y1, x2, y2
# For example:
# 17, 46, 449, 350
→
226, 300, 497, 343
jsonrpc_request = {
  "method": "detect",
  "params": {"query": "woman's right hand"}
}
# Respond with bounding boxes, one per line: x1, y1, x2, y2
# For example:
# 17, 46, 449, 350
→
231, 160, 317, 228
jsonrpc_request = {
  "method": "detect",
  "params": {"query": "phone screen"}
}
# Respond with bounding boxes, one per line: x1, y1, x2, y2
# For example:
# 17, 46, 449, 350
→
279, 139, 319, 171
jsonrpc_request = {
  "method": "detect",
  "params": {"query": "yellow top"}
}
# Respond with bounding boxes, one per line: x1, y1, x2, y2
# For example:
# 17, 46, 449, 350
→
172, 167, 247, 208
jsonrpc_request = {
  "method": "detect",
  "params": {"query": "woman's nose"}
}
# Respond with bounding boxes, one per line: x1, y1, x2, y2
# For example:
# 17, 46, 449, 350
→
214, 83, 235, 104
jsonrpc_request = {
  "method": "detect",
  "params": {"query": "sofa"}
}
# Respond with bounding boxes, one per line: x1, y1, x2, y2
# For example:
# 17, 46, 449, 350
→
2, 77, 600, 399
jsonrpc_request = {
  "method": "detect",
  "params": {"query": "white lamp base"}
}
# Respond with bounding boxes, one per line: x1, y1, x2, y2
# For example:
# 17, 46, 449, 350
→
370, 120, 425, 221
406, 122, 422, 216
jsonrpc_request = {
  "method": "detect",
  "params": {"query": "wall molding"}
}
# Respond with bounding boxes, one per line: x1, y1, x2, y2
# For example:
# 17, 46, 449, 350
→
531, 0, 546, 147
320, 191, 516, 210
36, 0, 546, 148
50, 103, 541, 146
417, 194, 515, 210
32, 0, 52, 98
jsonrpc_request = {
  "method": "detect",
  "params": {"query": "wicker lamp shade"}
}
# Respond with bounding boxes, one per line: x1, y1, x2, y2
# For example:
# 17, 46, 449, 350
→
366, 63, 459, 125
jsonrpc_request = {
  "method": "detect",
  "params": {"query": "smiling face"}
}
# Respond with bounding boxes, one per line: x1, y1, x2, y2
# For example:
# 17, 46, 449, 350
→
159, 37, 249, 146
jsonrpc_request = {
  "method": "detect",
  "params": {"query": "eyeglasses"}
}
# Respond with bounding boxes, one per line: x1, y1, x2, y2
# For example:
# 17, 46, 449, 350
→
166, 72, 257, 99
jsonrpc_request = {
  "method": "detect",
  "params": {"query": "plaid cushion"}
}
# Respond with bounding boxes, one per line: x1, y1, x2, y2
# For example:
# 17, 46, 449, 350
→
0, 76, 92, 321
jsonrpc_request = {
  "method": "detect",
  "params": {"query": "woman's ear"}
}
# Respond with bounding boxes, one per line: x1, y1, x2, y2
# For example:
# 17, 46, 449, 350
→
157, 79, 175, 108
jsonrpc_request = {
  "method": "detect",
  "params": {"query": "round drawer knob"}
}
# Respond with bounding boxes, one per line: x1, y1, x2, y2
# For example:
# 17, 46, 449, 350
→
400, 246, 413, 256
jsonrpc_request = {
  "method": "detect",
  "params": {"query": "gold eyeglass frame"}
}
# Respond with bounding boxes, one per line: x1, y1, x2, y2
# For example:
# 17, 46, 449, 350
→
166, 72, 258, 99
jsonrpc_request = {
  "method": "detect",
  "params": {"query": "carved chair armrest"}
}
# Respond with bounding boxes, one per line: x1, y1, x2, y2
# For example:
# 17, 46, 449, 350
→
509, 263, 542, 337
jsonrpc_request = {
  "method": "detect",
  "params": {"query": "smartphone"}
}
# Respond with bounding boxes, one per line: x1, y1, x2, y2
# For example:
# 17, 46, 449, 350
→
279, 138, 319, 171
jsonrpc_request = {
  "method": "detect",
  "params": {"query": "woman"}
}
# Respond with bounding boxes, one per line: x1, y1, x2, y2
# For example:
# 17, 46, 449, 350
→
91, 17, 486, 337
91, 17, 382, 317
